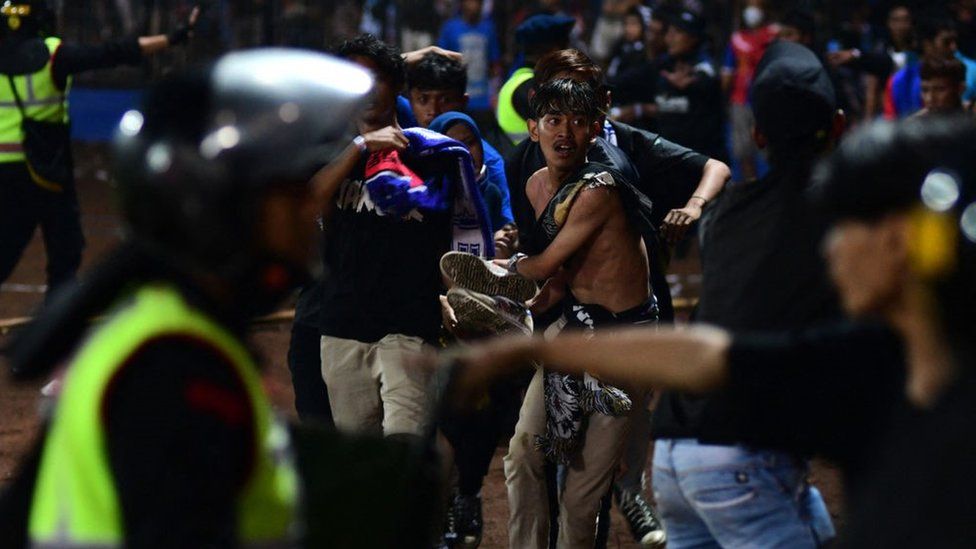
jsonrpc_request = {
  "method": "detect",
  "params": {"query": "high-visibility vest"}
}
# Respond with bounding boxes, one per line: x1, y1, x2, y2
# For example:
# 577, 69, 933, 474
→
0, 36, 69, 164
28, 283, 299, 548
496, 67, 534, 143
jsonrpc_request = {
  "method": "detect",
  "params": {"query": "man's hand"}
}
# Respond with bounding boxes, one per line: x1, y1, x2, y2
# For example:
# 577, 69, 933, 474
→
660, 63, 697, 90
494, 224, 519, 259
439, 294, 459, 335
167, 4, 203, 45
402, 46, 463, 65
362, 126, 408, 153
661, 204, 703, 245
826, 49, 857, 67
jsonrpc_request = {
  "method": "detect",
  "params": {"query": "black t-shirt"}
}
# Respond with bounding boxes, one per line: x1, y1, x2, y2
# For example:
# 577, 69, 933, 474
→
654, 51, 726, 162
607, 121, 709, 228
710, 323, 976, 547
653, 169, 840, 439
319, 164, 451, 344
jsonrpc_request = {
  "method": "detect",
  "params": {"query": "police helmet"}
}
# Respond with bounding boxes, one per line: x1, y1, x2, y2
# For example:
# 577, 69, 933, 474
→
112, 48, 371, 286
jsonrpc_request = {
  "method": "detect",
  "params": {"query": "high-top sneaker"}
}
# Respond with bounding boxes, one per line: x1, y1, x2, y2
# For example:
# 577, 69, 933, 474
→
616, 487, 667, 548
452, 493, 483, 548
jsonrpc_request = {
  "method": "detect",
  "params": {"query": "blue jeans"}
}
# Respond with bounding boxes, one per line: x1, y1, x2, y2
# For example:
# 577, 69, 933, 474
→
652, 439, 835, 548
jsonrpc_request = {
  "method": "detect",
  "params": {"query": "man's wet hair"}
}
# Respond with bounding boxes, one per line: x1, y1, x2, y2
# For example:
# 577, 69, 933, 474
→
406, 52, 467, 92
921, 56, 966, 84
535, 49, 605, 92
336, 33, 406, 90
529, 78, 600, 121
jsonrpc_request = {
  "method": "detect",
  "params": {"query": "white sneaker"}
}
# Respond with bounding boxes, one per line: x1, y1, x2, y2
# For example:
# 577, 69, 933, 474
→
446, 287, 533, 337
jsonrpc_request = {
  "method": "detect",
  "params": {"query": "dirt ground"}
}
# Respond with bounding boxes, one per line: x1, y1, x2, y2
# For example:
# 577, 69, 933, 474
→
0, 144, 844, 547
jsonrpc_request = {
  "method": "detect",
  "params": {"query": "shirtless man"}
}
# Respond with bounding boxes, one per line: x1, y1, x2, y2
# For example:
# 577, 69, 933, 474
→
502, 78, 656, 549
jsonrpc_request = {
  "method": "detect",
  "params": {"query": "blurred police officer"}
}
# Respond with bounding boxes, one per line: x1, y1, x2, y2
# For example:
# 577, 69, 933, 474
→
20, 49, 371, 547
0, 0, 199, 297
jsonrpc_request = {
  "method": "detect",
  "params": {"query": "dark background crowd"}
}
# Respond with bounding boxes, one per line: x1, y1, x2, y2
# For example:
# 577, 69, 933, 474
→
56, 0, 976, 177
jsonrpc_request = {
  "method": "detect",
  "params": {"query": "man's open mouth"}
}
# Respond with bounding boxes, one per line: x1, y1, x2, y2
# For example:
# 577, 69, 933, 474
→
554, 142, 575, 155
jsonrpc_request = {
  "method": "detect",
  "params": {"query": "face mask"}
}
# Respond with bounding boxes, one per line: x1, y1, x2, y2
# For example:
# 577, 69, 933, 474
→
743, 6, 764, 28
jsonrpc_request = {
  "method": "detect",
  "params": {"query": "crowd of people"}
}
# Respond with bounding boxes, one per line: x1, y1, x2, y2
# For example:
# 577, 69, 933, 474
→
2, 0, 976, 548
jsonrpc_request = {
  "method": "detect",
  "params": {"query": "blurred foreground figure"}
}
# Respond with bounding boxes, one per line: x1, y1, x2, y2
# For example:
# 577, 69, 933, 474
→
0, 0, 200, 298
455, 115, 976, 547
4, 49, 372, 547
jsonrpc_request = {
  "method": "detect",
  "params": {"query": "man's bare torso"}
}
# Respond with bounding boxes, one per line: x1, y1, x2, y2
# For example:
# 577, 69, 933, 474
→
528, 167, 650, 313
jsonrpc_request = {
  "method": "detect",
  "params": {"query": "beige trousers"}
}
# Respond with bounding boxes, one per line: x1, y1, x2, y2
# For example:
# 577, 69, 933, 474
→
504, 367, 632, 548
320, 333, 431, 437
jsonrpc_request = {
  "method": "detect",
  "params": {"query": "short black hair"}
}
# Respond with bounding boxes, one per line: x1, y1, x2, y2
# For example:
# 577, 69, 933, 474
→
813, 117, 976, 223
921, 56, 966, 84
530, 78, 600, 120
817, 117, 976, 361
406, 52, 467, 92
336, 33, 406, 90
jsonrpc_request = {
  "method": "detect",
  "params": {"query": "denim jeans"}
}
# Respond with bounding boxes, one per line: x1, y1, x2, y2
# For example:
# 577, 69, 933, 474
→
652, 439, 835, 548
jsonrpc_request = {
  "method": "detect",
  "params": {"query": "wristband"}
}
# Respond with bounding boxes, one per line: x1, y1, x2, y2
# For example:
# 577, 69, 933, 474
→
353, 135, 368, 156
690, 195, 708, 205
507, 252, 527, 274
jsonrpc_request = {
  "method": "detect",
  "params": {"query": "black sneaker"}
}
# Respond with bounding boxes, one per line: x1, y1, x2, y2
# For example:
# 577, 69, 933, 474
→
440, 251, 538, 303
616, 488, 667, 548
452, 493, 483, 548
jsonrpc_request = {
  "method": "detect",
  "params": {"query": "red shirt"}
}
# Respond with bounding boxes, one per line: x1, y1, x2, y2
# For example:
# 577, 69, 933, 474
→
724, 25, 779, 105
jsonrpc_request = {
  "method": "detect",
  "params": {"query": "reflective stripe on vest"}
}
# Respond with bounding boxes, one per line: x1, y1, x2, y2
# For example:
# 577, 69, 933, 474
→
0, 36, 70, 163
28, 284, 299, 547
496, 67, 534, 143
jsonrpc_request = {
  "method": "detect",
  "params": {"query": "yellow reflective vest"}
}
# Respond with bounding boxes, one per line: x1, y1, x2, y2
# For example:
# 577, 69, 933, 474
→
28, 283, 299, 548
496, 67, 534, 143
0, 36, 69, 164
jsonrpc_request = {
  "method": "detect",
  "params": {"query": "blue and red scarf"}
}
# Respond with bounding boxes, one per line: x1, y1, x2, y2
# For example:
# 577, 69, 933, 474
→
364, 127, 494, 258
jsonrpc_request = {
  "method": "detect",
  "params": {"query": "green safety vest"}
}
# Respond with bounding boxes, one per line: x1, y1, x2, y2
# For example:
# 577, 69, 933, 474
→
29, 283, 299, 548
0, 36, 70, 164
496, 67, 534, 143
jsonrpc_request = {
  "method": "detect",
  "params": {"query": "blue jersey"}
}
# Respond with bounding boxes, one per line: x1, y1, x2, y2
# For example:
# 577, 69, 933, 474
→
437, 17, 501, 112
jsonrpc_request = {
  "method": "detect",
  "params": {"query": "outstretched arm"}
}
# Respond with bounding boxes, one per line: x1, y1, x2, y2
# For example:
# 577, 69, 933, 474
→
453, 324, 732, 397
661, 158, 730, 244
52, 6, 201, 84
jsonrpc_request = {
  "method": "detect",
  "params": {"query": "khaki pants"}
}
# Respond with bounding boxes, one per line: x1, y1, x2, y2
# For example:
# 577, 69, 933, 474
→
504, 367, 632, 548
320, 333, 430, 437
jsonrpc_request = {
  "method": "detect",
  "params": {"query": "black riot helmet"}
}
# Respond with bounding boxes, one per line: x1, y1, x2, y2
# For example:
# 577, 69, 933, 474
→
112, 48, 371, 303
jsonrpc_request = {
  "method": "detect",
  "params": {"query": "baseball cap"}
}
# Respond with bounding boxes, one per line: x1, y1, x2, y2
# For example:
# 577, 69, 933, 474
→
515, 13, 575, 45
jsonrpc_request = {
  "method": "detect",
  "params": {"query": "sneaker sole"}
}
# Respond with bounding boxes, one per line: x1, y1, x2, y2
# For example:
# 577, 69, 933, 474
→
447, 289, 531, 336
639, 530, 667, 548
440, 251, 538, 303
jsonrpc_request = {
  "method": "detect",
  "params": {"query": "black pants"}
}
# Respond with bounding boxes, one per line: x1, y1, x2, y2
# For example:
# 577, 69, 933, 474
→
0, 162, 84, 295
440, 378, 522, 496
287, 321, 334, 426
